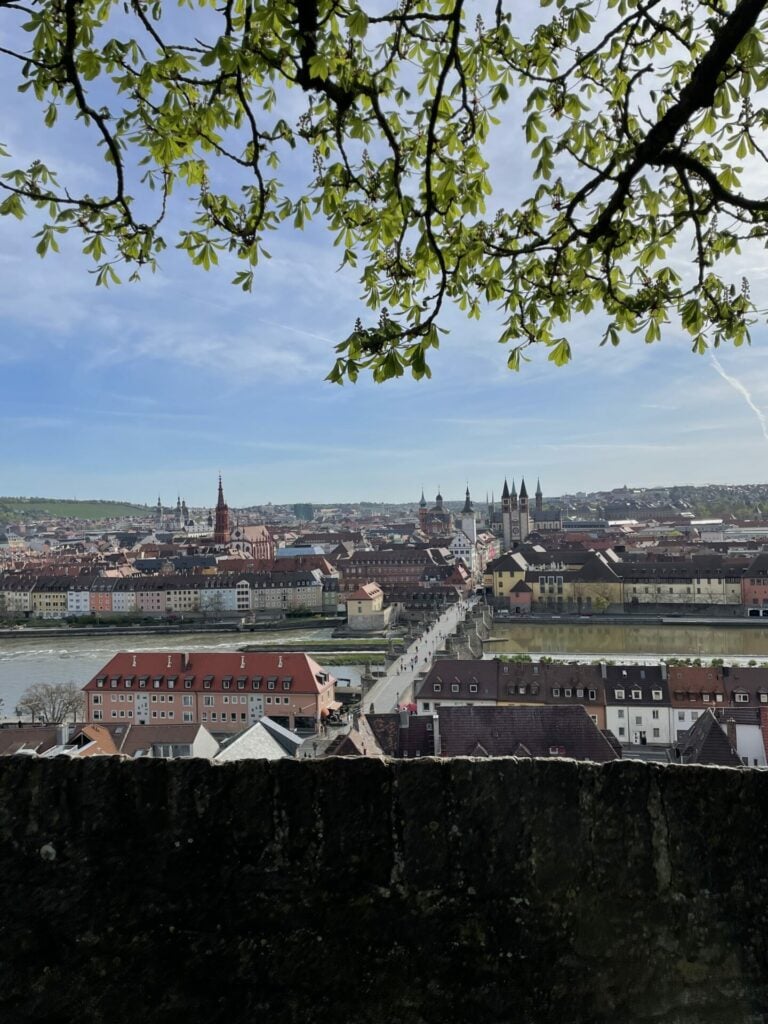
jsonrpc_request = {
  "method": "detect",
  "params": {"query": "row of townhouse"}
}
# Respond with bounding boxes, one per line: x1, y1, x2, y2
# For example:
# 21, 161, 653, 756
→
82, 651, 339, 733
0, 571, 324, 619
485, 550, 768, 612
413, 659, 768, 764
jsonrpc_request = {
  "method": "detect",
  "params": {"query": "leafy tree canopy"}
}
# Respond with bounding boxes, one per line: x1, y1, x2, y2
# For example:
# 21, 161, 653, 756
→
1, 0, 767, 381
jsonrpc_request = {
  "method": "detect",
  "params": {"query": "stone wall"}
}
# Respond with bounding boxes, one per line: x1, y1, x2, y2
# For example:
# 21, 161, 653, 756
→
1, 757, 767, 1024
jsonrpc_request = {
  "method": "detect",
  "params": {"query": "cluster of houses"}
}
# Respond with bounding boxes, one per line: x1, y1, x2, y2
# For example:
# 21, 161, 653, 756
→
486, 547, 768, 614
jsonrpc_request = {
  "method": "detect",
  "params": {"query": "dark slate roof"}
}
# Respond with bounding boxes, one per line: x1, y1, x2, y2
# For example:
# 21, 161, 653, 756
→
510, 580, 532, 593
675, 709, 743, 767
603, 665, 669, 705
416, 660, 498, 703
435, 705, 617, 762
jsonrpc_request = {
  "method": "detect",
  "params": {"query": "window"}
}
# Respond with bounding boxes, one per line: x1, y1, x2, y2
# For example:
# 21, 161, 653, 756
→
614, 689, 625, 700
267, 678, 277, 690
96, 677, 105, 688
283, 677, 293, 690
690, 711, 699, 720
93, 710, 103, 720
652, 710, 659, 720
433, 683, 442, 693
617, 709, 625, 719
716, 694, 724, 703
703, 693, 710, 702
124, 678, 133, 689
631, 689, 641, 700
469, 684, 478, 693
635, 716, 642, 725
552, 688, 561, 697
204, 696, 214, 707
252, 677, 262, 689
735, 693, 749, 703
653, 728, 660, 738
423, 702, 430, 711
451, 684, 459, 693
211, 712, 217, 721
222, 677, 232, 689
167, 677, 176, 689
618, 727, 625, 737
237, 677, 246, 689
93, 694, 102, 705
588, 689, 596, 701
184, 678, 194, 688
110, 678, 118, 689
678, 711, 685, 720
153, 677, 162, 689
564, 688, 572, 698
139, 677, 147, 688
182, 695, 192, 706
761, 694, 768, 704
223, 696, 229, 704
202, 712, 208, 721
204, 676, 213, 689
652, 690, 662, 701
576, 688, 584, 698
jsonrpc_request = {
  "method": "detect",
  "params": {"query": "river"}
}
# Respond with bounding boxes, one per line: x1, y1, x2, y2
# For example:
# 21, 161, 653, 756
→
486, 621, 768, 661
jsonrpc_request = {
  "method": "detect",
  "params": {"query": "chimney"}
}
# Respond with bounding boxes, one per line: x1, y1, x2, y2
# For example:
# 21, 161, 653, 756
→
725, 717, 738, 752
432, 712, 441, 756
132, 654, 137, 668
600, 661, 607, 680
399, 709, 409, 729
278, 654, 283, 669
661, 662, 668, 681
56, 723, 69, 747
183, 652, 190, 670
167, 655, 172, 669
240, 654, 246, 670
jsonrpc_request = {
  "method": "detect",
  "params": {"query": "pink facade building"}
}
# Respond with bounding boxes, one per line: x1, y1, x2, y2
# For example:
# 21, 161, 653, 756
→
83, 651, 338, 733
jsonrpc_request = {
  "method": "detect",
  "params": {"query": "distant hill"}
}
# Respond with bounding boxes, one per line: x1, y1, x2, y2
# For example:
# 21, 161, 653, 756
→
0, 497, 149, 522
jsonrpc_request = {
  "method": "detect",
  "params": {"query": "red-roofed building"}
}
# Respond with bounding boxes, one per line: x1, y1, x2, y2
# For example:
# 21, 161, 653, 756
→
83, 651, 337, 733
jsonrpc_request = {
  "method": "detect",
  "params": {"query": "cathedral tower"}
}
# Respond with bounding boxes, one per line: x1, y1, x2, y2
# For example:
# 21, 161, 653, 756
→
213, 475, 230, 546
535, 478, 543, 515
501, 478, 511, 551
519, 478, 530, 542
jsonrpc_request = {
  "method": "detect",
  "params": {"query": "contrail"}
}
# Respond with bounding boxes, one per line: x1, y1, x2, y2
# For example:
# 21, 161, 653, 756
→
711, 352, 768, 444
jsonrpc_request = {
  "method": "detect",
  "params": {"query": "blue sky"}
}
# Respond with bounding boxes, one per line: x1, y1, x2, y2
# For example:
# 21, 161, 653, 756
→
2, 7, 768, 507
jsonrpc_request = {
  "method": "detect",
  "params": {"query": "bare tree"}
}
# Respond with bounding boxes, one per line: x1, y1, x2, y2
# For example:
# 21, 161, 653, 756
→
15, 682, 85, 725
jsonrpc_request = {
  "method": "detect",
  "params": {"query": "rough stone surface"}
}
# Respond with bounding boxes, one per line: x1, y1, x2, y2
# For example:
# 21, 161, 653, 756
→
0, 757, 767, 1024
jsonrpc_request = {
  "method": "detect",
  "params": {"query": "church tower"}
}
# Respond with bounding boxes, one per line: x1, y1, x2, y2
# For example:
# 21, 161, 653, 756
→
535, 479, 543, 515
501, 478, 511, 551
461, 486, 476, 544
418, 488, 428, 533
156, 496, 163, 530
519, 478, 530, 542
213, 475, 230, 546
175, 496, 183, 530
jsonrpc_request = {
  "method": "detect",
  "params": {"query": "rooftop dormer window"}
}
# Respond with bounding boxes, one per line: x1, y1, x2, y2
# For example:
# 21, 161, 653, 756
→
631, 689, 642, 700
433, 683, 442, 693
451, 684, 459, 693
252, 677, 262, 690
203, 675, 213, 689
222, 677, 232, 689
615, 689, 625, 700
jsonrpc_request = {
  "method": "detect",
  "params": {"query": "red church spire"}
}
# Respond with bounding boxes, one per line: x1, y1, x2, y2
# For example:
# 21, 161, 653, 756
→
213, 474, 230, 545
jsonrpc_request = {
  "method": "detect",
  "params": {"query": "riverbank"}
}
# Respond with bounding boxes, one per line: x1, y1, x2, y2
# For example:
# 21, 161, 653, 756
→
496, 613, 768, 628
0, 616, 342, 640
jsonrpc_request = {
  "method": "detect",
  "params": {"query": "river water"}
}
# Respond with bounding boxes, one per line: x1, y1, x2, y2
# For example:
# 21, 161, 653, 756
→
5, 621, 768, 719
486, 621, 768, 661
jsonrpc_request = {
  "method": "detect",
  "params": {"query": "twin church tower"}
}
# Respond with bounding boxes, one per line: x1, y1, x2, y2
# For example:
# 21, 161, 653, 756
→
500, 477, 543, 549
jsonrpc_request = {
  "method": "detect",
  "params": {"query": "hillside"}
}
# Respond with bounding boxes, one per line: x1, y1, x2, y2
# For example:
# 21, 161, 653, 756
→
0, 497, 148, 522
